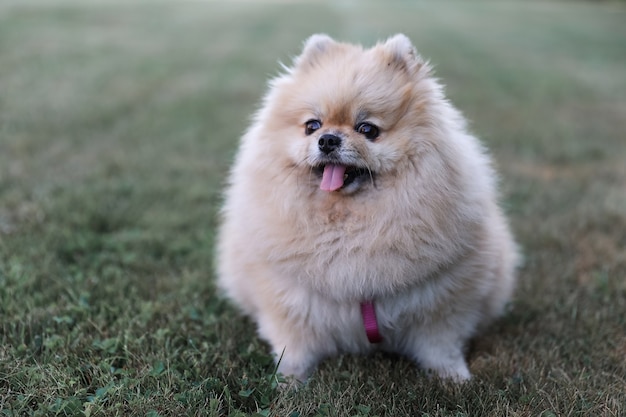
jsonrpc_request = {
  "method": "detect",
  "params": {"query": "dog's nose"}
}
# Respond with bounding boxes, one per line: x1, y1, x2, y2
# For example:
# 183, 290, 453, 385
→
318, 134, 342, 154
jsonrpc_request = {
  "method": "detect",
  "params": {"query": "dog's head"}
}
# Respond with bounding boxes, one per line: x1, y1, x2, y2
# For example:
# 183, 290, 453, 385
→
257, 34, 440, 194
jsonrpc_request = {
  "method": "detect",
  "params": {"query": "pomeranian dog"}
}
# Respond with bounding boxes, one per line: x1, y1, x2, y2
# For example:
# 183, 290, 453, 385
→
217, 34, 518, 383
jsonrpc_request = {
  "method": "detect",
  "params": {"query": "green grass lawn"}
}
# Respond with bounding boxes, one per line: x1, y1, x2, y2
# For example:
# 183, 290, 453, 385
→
1, 1, 625, 416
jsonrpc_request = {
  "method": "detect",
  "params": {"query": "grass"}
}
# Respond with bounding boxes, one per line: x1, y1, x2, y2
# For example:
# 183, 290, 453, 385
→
1, 0, 625, 415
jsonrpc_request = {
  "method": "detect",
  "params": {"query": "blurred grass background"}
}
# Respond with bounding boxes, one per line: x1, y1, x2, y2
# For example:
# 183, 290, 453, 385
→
1, 1, 625, 416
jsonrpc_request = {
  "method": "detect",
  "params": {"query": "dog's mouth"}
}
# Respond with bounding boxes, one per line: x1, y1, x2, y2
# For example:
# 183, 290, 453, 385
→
314, 164, 372, 192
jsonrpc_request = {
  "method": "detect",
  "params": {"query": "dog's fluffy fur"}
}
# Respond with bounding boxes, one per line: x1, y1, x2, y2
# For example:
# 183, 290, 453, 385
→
217, 34, 518, 382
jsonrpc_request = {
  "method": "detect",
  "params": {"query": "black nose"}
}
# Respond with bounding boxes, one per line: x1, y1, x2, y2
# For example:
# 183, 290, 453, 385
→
318, 134, 342, 155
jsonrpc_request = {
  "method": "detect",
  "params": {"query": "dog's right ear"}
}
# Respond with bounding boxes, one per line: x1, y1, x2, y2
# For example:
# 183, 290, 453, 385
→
294, 34, 335, 69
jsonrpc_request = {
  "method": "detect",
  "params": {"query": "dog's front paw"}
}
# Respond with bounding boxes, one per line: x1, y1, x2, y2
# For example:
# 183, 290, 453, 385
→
275, 373, 307, 391
424, 361, 472, 383
275, 360, 313, 386
411, 338, 472, 383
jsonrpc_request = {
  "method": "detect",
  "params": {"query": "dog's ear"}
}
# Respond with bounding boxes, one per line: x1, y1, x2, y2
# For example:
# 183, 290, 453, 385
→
294, 33, 335, 69
382, 34, 426, 72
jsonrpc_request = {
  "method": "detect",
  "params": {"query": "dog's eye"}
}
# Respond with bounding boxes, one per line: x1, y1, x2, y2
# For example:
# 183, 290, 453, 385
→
356, 122, 380, 140
305, 120, 322, 135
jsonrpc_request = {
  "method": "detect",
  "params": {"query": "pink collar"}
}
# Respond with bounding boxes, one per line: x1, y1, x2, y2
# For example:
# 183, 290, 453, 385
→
360, 301, 383, 343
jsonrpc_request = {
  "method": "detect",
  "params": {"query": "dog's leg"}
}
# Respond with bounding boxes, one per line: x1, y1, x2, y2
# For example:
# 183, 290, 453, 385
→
273, 345, 318, 385
256, 313, 324, 384
405, 328, 472, 382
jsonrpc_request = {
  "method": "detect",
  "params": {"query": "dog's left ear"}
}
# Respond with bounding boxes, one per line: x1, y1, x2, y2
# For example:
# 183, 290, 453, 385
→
382, 34, 425, 70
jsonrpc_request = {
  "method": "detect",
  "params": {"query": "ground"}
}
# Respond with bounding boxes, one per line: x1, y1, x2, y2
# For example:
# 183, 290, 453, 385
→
1, 1, 625, 416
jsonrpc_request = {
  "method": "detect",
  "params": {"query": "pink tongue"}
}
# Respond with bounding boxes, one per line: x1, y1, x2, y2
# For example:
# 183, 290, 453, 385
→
320, 164, 346, 192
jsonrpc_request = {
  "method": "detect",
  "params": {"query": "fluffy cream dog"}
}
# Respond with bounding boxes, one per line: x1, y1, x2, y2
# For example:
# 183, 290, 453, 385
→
217, 34, 518, 382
